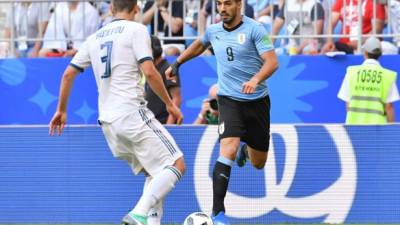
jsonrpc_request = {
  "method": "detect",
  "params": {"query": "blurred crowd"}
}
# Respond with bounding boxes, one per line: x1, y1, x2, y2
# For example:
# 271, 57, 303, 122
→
0, 0, 399, 58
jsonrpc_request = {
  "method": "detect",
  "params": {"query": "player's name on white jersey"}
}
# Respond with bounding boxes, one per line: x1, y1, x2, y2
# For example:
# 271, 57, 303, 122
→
96, 26, 125, 39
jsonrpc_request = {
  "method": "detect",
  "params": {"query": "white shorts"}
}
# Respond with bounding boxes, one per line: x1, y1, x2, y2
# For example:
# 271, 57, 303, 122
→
100, 107, 183, 176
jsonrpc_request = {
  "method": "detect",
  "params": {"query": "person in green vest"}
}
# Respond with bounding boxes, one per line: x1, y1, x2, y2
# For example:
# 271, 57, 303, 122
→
338, 37, 400, 124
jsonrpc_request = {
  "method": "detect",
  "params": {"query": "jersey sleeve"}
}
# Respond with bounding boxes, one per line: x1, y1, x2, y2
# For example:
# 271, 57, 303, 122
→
386, 81, 400, 103
132, 25, 153, 63
337, 70, 350, 102
200, 28, 211, 47
70, 40, 91, 72
252, 23, 274, 55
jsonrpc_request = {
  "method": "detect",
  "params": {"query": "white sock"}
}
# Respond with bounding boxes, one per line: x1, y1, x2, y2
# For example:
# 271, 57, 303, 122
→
132, 166, 182, 217
148, 199, 163, 225
143, 176, 164, 225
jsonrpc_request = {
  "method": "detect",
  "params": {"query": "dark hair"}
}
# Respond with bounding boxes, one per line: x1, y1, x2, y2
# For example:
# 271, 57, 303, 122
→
151, 35, 163, 59
112, 0, 137, 13
367, 52, 381, 60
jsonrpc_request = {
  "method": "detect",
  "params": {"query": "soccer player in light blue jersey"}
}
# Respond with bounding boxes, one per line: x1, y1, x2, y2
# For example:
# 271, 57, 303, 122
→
166, 0, 279, 224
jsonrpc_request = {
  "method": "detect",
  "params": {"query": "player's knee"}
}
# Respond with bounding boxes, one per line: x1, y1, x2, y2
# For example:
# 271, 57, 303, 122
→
251, 160, 266, 170
173, 157, 186, 176
220, 146, 238, 160
251, 157, 267, 170
220, 139, 241, 160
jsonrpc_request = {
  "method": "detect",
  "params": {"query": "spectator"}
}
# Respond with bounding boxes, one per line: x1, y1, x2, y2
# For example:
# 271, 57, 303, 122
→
145, 35, 182, 124
96, 1, 113, 28
183, 0, 205, 46
248, 0, 281, 21
4, 2, 51, 58
338, 37, 399, 124
194, 84, 219, 125
322, 0, 385, 54
39, 2, 99, 57
271, 0, 325, 55
142, 0, 185, 55
389, 0, 400, 49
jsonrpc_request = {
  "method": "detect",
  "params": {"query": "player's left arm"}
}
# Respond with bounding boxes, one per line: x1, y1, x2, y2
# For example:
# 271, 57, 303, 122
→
242, 50, 278, 94
166, 86, 182, 124
243, 23, 279, 94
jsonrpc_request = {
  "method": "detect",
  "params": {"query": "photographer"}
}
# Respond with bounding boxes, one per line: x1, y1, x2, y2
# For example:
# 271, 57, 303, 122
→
194, 84, 219, 125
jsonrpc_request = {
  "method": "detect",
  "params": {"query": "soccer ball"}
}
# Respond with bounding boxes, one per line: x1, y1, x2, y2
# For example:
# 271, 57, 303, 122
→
183, 212, 214, 225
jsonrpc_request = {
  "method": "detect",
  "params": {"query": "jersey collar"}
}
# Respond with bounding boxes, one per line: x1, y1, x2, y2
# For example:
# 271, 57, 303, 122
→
110, 18, 125, 23
222, 20, 244, 32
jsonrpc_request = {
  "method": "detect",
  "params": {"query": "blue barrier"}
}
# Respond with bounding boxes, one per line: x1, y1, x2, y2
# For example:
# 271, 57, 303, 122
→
1, 55, 400, 124
0, 125, 399, 224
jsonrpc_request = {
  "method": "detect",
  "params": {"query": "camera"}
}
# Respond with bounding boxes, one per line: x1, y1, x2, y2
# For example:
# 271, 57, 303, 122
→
209, 98, 218, 111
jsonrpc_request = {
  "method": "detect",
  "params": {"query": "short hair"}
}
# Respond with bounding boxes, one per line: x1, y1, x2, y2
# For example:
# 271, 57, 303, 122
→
367, 52, 381, 60
112, 0, 137, 13
151, 35, 163, 59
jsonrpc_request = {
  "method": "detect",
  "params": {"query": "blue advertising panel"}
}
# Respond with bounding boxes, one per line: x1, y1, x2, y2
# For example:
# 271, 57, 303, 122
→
0, 125, 399, 224
1, 55, 400, 124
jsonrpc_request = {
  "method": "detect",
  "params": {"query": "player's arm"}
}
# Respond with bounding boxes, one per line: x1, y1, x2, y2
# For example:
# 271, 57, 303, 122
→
178, 39, 208, 64
166, 39, 208, 79
141, 60, 183, 124
167, 25, 212, 78
166, 86, 182, 124
50, 40, 90, 136
242, 50, 279, 94
49, 66, 81, 136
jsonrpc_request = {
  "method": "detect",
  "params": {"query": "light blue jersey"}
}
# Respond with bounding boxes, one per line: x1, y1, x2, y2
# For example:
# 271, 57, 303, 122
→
201, 16, 274, 100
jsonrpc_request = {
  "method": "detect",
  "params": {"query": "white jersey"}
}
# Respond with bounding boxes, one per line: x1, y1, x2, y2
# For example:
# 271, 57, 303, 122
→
70, 19, 153, 123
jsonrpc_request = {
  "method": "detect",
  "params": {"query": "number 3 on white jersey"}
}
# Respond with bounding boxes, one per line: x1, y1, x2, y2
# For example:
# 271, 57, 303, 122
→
101, 41, 113, 79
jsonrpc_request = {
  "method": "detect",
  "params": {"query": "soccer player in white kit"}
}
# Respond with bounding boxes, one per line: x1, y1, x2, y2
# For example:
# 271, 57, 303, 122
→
49, 1, 186, 225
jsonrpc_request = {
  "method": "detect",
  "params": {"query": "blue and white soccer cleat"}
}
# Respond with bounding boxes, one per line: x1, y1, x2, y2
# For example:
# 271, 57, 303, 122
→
121, 213, 148, 225
212, 211, 230, 225
236, 143, 247, 167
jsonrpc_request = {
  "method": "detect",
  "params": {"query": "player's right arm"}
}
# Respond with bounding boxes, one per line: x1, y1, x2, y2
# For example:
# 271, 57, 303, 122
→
177, 39, 209, 65
166, 29, 211, 79
49, 66, 81, 136
50, 41, 91, 136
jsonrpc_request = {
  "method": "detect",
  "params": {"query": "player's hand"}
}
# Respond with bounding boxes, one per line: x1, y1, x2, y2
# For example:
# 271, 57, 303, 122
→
242, 79, 258, 94
165, 67, 175, 81
166, 103, 183, 125
49, 111, 67, 136
165, 61, 180, 82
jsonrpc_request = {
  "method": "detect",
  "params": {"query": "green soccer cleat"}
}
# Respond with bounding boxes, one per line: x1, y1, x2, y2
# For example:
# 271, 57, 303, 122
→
121, 213, 148, 225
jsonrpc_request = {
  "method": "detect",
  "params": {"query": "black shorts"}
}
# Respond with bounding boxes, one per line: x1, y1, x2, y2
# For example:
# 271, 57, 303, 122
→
217, 95, 270, 152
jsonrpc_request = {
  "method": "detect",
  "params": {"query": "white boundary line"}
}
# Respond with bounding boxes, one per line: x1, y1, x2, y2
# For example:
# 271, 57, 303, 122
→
0, 123, 399, 128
